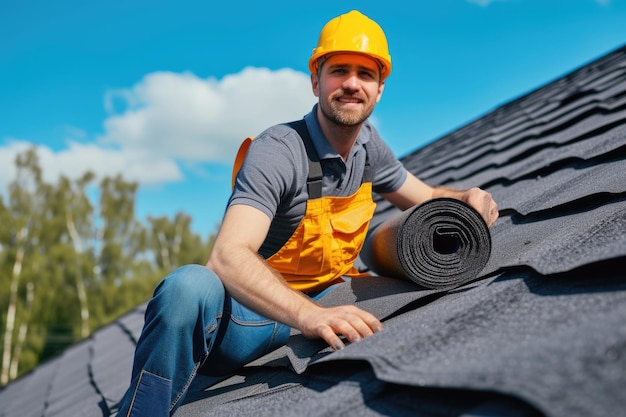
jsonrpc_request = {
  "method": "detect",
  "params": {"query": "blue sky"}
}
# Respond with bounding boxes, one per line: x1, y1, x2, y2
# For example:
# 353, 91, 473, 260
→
1, 0, 624, 238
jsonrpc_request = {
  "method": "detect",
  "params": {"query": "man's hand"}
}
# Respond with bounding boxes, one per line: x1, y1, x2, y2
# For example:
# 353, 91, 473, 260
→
297, 304, 383, 350
457, 187, 499, 227
380, 173, 499, 227
433, 186, 499, 227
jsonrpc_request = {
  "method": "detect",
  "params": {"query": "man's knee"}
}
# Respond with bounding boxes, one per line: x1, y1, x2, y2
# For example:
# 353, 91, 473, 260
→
149, 265, 226, 324
159, 264, 222, 294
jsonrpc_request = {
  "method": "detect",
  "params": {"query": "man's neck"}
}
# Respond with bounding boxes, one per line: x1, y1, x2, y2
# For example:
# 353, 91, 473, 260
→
316, 110, 362, 161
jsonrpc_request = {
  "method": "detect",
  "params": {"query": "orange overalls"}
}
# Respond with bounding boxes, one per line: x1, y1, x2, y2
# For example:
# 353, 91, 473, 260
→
233, 120, 375, 293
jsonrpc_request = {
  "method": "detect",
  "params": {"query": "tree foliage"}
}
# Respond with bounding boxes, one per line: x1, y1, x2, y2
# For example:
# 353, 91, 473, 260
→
0, 148, 217, 385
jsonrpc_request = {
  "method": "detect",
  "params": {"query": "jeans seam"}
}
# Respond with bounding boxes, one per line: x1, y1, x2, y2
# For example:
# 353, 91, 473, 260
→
230, 315, 275, 326
204, 312, 222, 335
170, 361, 200, 411
265, 322, 280, 352
126, 371, 142, 417
172, 311, 221, 410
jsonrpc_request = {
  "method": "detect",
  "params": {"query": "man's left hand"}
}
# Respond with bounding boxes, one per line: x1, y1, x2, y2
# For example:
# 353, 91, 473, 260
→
457, 187, 499, 227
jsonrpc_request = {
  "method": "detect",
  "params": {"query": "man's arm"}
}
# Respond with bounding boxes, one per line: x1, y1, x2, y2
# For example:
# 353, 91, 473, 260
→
206, 204, 383, 350
379, 171, 499, 227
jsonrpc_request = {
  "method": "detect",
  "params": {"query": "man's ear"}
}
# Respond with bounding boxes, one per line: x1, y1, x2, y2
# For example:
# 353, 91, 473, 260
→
376, 80, 385, 103
311, 73, 320, 97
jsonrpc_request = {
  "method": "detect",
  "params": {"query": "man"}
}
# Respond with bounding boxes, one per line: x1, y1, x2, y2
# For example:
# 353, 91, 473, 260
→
116, 10, 498, 417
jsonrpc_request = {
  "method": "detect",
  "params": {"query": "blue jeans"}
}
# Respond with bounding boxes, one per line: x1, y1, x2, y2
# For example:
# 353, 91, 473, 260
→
115, 264, 298, 417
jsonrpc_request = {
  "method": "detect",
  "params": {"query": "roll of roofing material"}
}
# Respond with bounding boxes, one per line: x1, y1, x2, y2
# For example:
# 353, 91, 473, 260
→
362, 198, 491, 290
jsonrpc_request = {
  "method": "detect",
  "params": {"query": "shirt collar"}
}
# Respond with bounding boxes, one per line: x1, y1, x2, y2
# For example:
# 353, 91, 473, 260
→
303, 104, 370, 161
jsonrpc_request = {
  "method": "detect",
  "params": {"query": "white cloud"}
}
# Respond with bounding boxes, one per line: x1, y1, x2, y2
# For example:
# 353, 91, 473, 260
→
0, 67, 316, 190
100, 67, 315, 163
0, 139, 181, 191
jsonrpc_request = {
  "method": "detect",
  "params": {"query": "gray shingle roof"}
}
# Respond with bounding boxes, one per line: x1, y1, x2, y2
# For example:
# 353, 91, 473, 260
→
1, 44, 625, 417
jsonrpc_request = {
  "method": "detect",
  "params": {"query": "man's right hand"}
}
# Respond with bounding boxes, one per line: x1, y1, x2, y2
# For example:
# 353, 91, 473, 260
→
297, 304, 383, 350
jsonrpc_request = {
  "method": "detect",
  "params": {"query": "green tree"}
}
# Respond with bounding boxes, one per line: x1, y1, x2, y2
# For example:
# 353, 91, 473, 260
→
92, 175, 153, 323
55, 173, 97, 338
0, 148, 50, 384
147, 212, 211, 272
0, 149, 218, 385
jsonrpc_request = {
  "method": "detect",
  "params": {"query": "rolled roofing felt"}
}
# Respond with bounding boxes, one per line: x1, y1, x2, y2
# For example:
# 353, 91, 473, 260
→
361, 198, 491, 290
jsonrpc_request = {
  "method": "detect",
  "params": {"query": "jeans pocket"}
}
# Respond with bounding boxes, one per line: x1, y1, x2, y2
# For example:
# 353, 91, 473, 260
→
128, 370, 172, 417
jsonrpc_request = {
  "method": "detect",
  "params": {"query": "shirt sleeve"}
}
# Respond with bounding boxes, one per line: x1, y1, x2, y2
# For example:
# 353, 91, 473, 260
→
228, 125, 307, 221
364, 123, 408, 194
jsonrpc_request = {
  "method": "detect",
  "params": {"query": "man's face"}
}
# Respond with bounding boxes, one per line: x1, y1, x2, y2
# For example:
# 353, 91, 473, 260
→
312, 53, 385, 127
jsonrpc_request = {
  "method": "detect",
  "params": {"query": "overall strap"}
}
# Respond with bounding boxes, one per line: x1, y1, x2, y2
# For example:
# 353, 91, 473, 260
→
288, 120, 323, 199
362, 145, 372, 183
287, 120, 372, 199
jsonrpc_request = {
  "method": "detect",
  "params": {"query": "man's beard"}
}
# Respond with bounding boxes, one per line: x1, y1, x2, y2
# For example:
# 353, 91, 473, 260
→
319, 92, 375, 127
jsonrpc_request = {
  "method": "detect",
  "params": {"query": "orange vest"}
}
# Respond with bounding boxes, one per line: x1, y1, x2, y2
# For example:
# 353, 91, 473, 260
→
232, 121, 375, 292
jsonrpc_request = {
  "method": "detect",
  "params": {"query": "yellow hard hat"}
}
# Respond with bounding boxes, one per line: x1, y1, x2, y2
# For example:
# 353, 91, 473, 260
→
309, 10, 392, 80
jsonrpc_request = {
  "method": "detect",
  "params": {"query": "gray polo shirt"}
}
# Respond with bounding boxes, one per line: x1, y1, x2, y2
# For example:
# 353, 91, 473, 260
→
229, 105, 407, 258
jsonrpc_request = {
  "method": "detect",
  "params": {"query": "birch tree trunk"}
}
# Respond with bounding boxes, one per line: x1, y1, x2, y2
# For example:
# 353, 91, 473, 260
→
1, 226, 27, 386
66, 211, 90, 339
9, 282, 34, 380
157, 230, 172, 271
